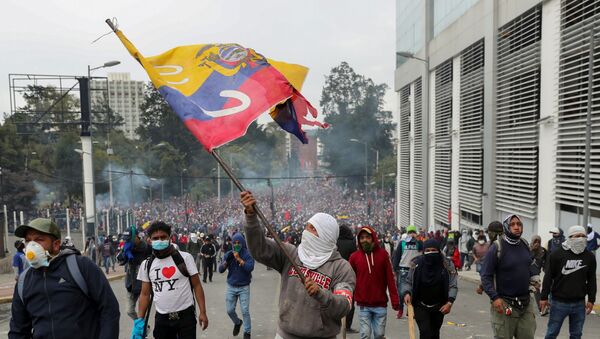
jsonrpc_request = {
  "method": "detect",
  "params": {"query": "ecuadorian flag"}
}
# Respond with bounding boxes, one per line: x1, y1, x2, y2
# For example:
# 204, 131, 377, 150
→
112, 28, 326, 151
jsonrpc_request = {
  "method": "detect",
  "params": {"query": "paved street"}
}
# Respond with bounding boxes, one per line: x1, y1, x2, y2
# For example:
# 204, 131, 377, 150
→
1, 262, 599, 338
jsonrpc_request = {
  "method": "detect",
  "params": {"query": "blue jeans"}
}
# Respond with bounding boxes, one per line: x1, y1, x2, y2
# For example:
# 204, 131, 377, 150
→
544, 300, 585, 339
103, 256, 111, 273
358, 306, 387, 339
396, 269, 409, 295
226, 284, 251, 334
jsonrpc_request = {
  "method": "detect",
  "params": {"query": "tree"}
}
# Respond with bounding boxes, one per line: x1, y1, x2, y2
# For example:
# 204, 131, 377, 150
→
318, 62, 395, 187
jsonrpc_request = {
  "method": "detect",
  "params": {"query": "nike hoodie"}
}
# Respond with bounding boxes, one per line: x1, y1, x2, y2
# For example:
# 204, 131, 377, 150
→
541, 247, 596, 303
349, 227, 400, 309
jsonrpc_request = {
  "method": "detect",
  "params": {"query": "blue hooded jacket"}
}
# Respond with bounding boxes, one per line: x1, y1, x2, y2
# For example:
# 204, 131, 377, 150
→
218, 233, 255, 286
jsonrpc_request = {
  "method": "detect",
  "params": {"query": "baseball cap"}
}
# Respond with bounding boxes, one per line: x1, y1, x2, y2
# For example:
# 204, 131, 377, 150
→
15, 218, 61, 239
549, 227, 560, 234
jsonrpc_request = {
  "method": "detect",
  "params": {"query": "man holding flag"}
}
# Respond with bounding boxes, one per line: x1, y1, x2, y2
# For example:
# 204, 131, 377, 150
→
107, 18, 332, 338
241, 191, 355, 339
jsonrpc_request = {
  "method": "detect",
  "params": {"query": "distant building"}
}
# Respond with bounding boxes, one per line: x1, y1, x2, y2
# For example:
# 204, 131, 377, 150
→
287, 131, 320, 175
92, 73, 146, 139
395, 0, 600, 244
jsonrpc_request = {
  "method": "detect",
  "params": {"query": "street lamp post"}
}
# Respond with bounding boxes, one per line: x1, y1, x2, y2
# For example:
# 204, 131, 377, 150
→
180, 168, 187, 197
350, 139, 369, 196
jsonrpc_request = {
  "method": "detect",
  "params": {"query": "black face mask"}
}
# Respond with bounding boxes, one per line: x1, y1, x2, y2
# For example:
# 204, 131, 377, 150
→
423, 252, 443, 267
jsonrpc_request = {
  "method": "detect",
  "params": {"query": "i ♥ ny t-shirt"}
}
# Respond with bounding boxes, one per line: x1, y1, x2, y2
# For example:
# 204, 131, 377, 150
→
138, 251, 198, 314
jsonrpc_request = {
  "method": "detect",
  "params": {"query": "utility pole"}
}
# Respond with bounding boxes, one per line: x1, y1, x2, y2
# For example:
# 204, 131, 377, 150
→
78, 76, 96, 240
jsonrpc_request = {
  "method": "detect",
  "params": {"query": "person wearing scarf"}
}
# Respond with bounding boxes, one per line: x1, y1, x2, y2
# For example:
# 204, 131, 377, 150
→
241, 191, 356, 339
402, 239, 457, 339
541, 225, 597, 339
480, 214, 537, 339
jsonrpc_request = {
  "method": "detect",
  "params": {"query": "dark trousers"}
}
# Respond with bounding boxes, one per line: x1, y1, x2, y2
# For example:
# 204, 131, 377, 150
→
202, 258, 213, 282
414, 304, 445, 339
154, 306, 196, 339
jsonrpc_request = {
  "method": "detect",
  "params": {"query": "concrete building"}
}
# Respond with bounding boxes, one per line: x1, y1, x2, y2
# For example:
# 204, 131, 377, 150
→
92, 73, 146, 139
395, 0, 600, 247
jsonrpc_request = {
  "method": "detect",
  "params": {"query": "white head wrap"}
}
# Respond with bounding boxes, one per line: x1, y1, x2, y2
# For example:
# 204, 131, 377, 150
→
297, 213, 339, 270
562, 225, 587, 254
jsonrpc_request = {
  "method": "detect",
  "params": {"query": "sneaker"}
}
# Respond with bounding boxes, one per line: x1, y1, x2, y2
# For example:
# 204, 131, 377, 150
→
233, 320, 243, 336
347, 328, 359, 333
243, 332, 251, 339
203, 279, 207, 283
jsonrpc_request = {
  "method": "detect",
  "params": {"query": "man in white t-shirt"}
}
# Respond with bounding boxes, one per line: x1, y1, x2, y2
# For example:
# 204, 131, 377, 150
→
132, 221, 209, 339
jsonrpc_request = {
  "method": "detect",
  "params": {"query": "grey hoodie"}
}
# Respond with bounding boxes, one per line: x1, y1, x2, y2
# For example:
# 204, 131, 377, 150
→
245, 213, 355, 339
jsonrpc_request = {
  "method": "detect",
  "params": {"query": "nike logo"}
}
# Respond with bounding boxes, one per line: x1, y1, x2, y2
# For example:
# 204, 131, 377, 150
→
58, 278, 66, 284
561, 259, 586, 275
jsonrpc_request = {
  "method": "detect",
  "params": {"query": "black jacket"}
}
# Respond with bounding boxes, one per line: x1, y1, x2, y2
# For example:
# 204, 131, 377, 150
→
541, 247, 597, 303
336, 225, 356, 261
9, 250, 120, 339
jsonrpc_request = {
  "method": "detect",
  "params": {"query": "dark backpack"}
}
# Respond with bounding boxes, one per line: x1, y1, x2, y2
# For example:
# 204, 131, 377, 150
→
18, 254, 88, 304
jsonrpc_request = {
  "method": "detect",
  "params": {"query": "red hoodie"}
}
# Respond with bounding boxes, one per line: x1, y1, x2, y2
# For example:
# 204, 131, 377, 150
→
349, 226, 400, 309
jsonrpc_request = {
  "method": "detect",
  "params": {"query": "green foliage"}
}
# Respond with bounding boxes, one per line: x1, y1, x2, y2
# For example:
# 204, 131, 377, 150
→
318, 62, 395, 187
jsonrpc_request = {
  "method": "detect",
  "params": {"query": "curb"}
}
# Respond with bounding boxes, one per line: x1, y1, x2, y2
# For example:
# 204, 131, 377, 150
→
458, 273, 480, 284
0, 273, 126, 305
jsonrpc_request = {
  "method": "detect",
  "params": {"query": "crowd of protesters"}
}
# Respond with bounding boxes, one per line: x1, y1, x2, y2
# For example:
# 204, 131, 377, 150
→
8, 179, 600, 339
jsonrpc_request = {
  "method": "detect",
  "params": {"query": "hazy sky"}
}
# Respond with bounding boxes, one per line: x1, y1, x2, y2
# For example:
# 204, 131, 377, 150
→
1, 0, 397, 124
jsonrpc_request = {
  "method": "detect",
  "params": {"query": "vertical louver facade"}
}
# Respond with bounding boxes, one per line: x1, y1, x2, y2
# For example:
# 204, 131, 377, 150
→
413, 78, 425, 227
434, 60, 453, 226
459, 40, 485, 225
556, 0, 600, 212
399, 85, 411, 228
495, 5, 542, 219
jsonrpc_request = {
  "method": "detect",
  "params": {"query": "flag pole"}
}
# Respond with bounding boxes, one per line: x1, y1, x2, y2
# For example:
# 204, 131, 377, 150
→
211, 150, 306, 285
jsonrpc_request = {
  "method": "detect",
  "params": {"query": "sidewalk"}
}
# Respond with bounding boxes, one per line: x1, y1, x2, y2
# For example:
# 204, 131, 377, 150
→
0, 261, 126, 304
457, 269, 600, 311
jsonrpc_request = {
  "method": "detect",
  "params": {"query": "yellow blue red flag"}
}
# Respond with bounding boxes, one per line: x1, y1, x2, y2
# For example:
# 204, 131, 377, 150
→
111, 29, 326, 151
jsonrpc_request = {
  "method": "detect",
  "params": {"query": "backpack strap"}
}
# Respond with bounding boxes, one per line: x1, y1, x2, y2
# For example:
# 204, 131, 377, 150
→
145, 254, 156, 281
494, 239, 502, 261
66, 254, 89, 298
17, 267, 31, 304
171, 250, 191, 278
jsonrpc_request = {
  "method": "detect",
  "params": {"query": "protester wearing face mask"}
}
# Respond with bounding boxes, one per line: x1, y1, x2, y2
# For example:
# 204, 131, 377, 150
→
392, 225, 423, 318
9, 218, 120, 339
540, 225, 597, 339
403, 239, 458, 339
218, 233, 255, 339
349, 226, 399, 339
241, 191, 356, 339
187, 232, 202, 271
135, 221, 208, 339
472, 234, 490, 273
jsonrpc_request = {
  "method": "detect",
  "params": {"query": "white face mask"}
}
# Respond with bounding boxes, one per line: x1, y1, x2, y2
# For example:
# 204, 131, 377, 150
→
566, 237, 588, 255
478, 240, 485, 245
297, 230, 335, 270
25, 241, 50, 269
